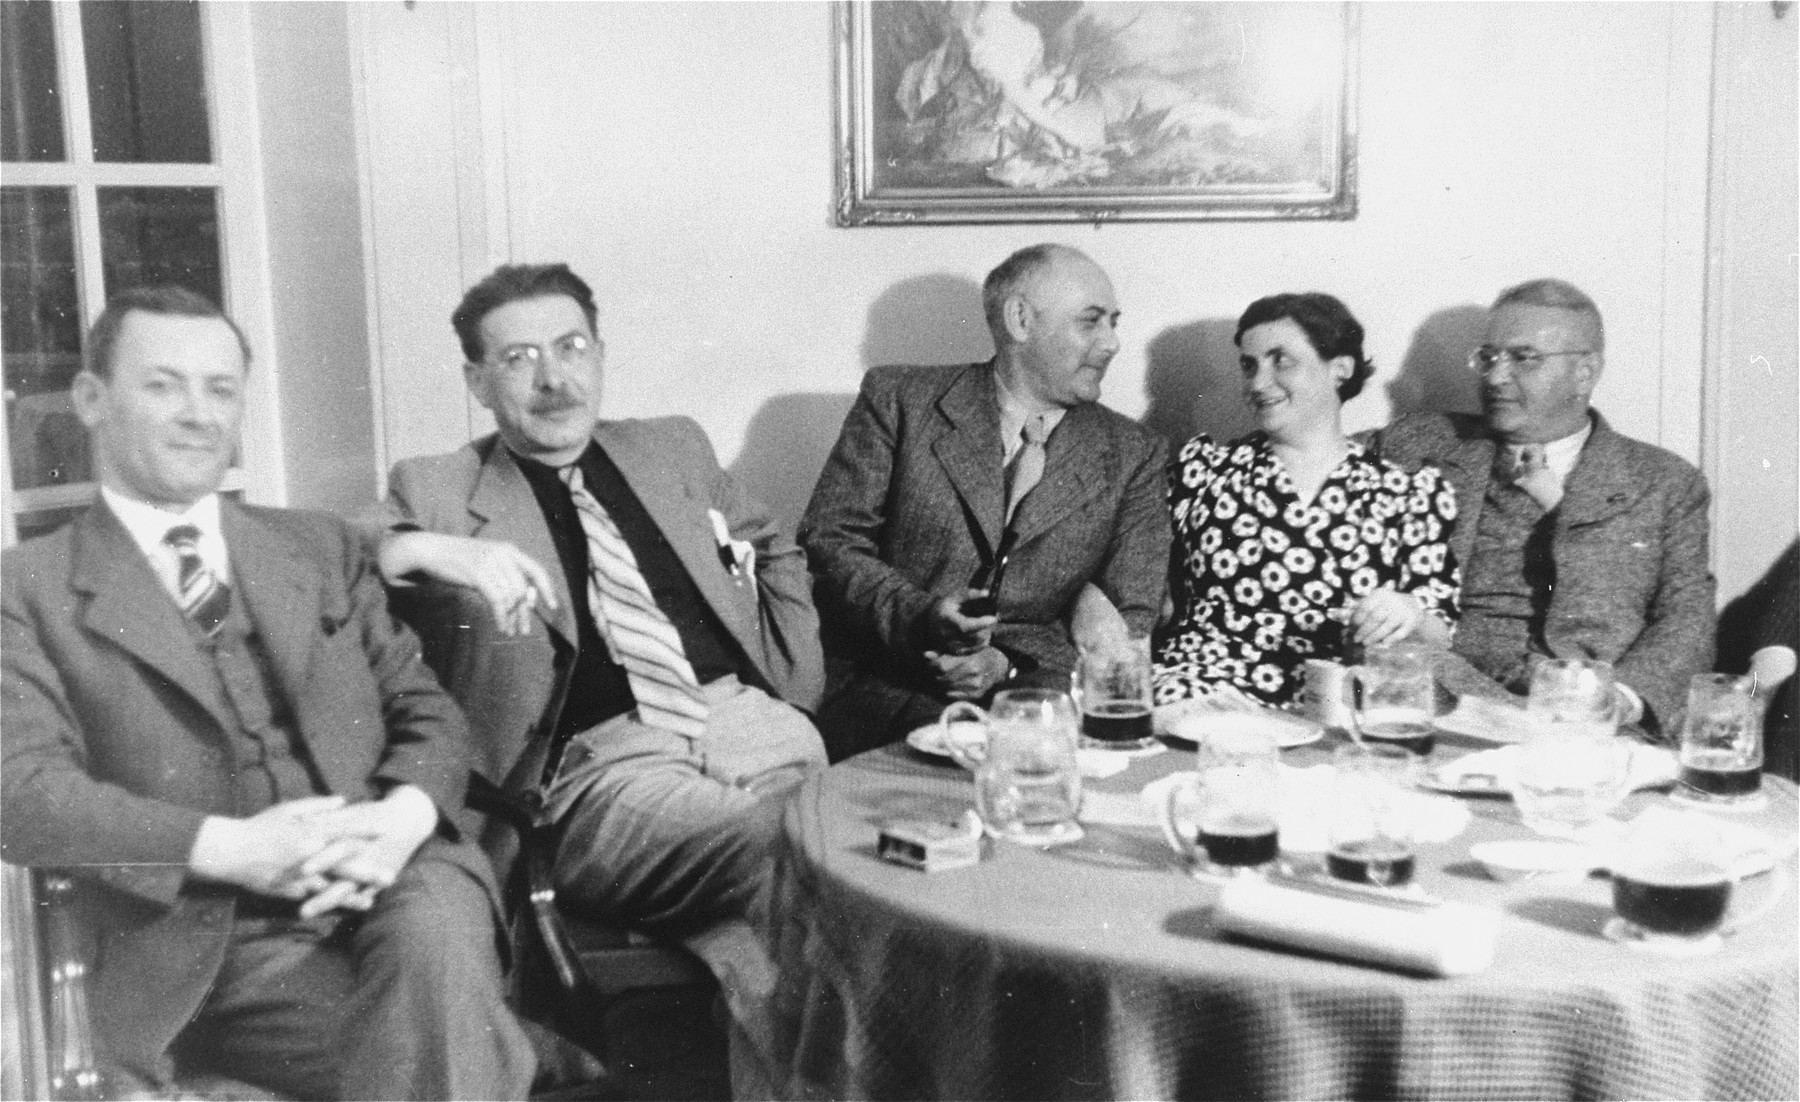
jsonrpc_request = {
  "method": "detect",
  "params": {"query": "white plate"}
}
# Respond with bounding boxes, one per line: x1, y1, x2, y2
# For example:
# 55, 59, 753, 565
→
1422, 744, 1679, 796
905, 721, 983, 761
1153, 701, 1324, 749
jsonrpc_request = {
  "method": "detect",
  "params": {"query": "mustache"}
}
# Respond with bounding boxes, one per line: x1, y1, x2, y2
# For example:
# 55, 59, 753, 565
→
529, 395, 587, 415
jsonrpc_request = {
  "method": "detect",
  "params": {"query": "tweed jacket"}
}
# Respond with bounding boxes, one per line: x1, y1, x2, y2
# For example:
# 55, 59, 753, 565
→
800, 361, 1169, 699
1369, 410, 1716, 735
0, 499, 485, 1060
377, 417, 826, 796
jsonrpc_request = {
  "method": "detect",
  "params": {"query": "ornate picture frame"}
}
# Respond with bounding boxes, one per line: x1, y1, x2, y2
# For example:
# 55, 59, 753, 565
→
833, 2, 1359, 226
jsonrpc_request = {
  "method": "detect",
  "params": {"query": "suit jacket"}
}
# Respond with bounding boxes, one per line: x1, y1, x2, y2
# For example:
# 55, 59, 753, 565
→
0, 499, 484, 1066
800, 362, 1169, 719
377, 417, 825, 797
1369, 410, 1716, 735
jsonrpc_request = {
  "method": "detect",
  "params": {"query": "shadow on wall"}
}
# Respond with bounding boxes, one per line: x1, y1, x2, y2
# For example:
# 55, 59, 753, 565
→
1142, 318, 1254, 452
859, 273, 991, 370
729, 273, 991, 533
1387, 306, 1487, 419
730, 393, 859, 535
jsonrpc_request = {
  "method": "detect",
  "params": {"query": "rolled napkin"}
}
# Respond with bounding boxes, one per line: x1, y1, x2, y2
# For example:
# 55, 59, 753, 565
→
1212, 872, 1499, 976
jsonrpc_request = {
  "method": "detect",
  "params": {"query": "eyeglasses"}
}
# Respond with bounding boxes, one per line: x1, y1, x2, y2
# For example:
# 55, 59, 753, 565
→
1467, 345, 1592, 375
487, 332, 596, 373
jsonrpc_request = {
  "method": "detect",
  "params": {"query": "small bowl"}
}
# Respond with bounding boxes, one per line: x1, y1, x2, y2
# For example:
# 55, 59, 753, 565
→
1470, 840, 1595, 883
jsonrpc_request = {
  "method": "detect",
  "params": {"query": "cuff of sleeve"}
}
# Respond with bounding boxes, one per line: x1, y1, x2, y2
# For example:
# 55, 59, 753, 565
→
1614, 683, 1646, 726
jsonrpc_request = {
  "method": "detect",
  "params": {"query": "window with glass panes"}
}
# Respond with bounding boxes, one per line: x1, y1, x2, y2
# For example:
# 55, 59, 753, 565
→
2, 0, 233, 543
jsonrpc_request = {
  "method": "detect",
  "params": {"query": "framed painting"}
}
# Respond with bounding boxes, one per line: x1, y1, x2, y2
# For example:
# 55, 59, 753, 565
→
833, 1, 1358, 226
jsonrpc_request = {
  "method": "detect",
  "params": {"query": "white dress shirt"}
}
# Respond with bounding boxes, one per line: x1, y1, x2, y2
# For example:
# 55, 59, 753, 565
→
1502, 420, 1592, 492
102, 487, 231, 603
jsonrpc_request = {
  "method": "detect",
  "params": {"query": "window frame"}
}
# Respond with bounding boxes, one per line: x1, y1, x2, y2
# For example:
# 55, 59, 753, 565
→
2, 1, 284, 546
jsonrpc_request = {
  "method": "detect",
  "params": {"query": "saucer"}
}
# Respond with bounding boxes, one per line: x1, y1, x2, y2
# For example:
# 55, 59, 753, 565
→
1601, 916, 1723, 956
905, 721, 982, 762
1154, 702, 1324, 749
1669, 787, 1770, 813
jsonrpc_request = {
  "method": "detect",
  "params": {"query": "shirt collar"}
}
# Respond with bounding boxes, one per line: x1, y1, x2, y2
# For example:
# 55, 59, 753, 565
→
100, 488, 230, 582
992, 372, 1066, 461
1504, 419, 1592, 485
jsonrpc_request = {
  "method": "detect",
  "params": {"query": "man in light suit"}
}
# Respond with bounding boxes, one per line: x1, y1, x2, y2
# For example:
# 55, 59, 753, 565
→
369, 264, 826, 1006
1370, 278, 1716, 740
0, 287, 534, 1099
801, 244, 1169, 759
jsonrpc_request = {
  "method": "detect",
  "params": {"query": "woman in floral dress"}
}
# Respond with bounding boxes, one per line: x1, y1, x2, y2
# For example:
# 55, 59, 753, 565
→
1154, 293, 1461, 706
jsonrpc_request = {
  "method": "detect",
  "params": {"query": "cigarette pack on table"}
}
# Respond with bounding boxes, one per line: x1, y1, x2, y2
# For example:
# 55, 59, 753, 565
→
878, 812, 984, 871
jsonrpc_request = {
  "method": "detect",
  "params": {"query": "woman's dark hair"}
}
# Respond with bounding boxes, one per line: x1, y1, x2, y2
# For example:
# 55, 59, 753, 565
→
1234, 292, 1373, 401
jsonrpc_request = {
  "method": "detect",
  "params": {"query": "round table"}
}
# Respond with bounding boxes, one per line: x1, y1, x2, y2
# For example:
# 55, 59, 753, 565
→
764, 732, 1799, 1100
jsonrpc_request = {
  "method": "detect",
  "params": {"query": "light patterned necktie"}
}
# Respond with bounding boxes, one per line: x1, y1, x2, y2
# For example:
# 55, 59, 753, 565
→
163, 525, 231, 637
1507, 442, 1563, 511
1004, 414, 1050, 524
561, 466, 709, 738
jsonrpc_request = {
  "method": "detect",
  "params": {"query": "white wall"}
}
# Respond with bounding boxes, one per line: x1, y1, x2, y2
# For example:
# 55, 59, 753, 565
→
250, 1, 377, 514
1706, 3, 1799, 608
351, 2, 1796, 601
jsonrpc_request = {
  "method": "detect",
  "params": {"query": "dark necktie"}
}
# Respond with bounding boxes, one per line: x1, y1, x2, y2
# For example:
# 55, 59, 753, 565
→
561, 466, 709, 739
163, 524, 231, 637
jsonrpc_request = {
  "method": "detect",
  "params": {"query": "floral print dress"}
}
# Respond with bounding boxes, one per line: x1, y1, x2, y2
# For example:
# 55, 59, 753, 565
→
1154, 433, 1460, 706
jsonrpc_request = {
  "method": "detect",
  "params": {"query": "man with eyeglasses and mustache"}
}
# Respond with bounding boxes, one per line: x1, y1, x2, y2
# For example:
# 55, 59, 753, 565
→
364, 263, 827, 1089
1370, 278, 1716, 740
801, 243, 1168, 760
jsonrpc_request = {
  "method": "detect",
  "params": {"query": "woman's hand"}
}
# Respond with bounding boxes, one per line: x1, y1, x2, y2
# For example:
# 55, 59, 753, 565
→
1347, 589, 1425, 646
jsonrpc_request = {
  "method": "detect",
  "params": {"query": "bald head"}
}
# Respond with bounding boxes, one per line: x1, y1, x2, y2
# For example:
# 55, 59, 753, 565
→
982, 244, 1101, 345
985, 244, 1120, 410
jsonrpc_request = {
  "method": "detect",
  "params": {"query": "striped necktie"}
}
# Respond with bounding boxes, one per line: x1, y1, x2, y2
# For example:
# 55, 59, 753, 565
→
163, 525, 231, 637
561, 466, 710, 739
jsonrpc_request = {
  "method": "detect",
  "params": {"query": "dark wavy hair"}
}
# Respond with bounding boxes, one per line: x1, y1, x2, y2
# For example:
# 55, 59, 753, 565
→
1234, 292, 1373, 402
86, 285, 251, 379
452, 263, 599, 363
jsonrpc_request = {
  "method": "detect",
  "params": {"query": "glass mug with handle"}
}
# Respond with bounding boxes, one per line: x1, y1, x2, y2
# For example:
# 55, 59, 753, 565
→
942, 688, 1084, 847
1347, 640, 1437, 760
1675, 673, 1764, 807
1513, 658, 1632, 837
1326, 742, 1418, 888
1071, 631, 1157, 751
1605, 811, 1787, 955
1158, 723, 1282, 876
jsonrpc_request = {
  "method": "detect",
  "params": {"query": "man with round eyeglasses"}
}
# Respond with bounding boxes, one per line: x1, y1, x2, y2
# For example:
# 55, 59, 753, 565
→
1370, 278, 1715, 741
361, 262, 829, 1091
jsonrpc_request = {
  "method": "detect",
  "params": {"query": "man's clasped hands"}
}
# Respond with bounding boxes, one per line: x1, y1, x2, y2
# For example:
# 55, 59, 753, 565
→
188, 784, 440, 918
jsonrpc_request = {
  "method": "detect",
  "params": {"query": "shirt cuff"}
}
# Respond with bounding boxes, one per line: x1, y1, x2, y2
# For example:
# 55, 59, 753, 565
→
1614, 683, 1646, 726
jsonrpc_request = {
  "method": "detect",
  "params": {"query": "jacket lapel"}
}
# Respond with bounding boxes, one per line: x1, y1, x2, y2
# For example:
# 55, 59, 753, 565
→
222, 502, 323, 708
467, 442, 579, 645
1010, 402, 1105, 549
73, 504, 231, 730
594, 423, 766, 666
929, 363, 1005, 557
1555, 412, 1638, 531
